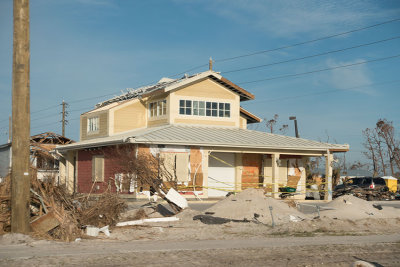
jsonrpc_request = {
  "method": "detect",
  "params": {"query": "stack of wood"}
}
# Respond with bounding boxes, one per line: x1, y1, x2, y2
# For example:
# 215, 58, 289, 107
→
0, 171, 127, 241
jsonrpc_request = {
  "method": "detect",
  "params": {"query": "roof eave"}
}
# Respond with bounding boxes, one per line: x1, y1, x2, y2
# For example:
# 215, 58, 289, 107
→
56, 139, 127, 152
129, 138, 349, 153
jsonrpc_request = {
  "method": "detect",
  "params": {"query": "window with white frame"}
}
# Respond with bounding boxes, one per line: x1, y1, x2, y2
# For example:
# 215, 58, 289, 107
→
179, 100, 230, 118
87, 116, 99, 132
149, 99, 167, 117
92, 155, 104, 182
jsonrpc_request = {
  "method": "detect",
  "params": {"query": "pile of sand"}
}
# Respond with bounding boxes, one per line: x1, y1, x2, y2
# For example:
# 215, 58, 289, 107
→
321, 195, 400, 220
0, 233, 35, 245
204, 189, 307, 225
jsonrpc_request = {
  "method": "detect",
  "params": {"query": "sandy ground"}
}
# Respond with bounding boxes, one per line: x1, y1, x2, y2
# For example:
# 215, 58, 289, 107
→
1, 190, 400, 266
0, 234, 400, 266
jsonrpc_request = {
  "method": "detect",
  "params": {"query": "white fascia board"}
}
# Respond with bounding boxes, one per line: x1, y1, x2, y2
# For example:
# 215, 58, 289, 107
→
127, 138, 349, 152
163, 71, 222, 93
56, 138, 128, 152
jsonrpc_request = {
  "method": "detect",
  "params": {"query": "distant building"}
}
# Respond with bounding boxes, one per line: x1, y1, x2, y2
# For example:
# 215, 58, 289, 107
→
0, 132, 74, 182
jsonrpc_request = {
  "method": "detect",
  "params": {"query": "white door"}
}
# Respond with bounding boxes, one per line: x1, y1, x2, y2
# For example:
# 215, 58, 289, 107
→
208, 152, 235, 197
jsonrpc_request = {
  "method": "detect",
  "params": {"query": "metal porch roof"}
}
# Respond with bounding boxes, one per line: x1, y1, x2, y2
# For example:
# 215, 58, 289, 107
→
56, 125, 349, 152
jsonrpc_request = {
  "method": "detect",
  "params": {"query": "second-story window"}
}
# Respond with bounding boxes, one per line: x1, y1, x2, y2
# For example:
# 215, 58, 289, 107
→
149, 99, 167, 117
179, 100, 230, 118
87, 116, 99, 132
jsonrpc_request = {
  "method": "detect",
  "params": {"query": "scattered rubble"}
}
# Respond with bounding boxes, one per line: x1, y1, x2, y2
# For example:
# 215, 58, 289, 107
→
333, 184, 396, 201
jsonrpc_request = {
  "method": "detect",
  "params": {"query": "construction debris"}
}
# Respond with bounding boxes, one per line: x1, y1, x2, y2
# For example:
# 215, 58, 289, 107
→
333, 184, 396, 201
116, 217, 179, 227
86, 225, 110, 237
0, 172, 127, 241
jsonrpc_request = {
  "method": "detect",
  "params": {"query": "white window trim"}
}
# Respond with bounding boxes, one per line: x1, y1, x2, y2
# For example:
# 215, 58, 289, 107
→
179, 99, 231, 118
92, 155, 104, 182
148, 99, 167, 119
87, 116, 100, 134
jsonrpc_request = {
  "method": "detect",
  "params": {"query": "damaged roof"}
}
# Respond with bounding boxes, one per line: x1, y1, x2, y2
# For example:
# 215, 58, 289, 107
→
56, 125, 349, 153
93, 70, 254, 110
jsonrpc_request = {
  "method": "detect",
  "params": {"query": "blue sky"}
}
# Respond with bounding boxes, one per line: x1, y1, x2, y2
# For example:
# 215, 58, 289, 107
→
0, 0, 399, 165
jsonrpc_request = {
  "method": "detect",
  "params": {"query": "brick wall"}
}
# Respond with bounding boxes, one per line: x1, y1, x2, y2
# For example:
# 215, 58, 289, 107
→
77, 147, 123, 193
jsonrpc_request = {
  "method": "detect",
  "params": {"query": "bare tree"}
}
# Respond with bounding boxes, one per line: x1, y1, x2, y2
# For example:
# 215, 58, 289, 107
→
376, 119, 400, 174
109, 144, 181, 212
362, 128, 380, 177
265, 114, 289, 134
362, 119, 400, 176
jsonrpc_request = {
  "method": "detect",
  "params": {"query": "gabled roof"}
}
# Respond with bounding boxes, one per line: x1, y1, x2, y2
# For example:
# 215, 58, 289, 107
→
240, 107, 261, 124
94, 70, 254, 110
56, 125, 349, 153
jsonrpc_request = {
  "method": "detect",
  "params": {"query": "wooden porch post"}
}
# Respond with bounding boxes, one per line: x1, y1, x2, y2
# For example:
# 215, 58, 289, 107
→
324, 152, 333, 201
271, 153, 280, 198
235, 153, 243, 192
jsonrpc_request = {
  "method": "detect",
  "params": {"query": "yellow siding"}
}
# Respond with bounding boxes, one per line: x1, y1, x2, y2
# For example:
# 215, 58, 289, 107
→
174, 118, 236, 126
80, 111, 108, 141
113, 100, 146, 134
170, 78, 240, 127
80, 116, 87, 141
148, 118, 168, 127
174, 79, 236, 100
239, 116, 247, 129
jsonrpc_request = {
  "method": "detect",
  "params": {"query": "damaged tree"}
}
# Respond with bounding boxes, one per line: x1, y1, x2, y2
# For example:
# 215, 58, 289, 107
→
363, 119, 400, 176
265, 114, 288, 134
110, 145, 183, 213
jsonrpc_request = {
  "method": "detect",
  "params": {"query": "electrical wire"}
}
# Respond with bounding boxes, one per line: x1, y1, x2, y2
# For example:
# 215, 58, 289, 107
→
215, 17, 400, 63
239, 54, 400, 85
1, 18, 399, 125
223, 35, 400, 74
245, 79, 400, 104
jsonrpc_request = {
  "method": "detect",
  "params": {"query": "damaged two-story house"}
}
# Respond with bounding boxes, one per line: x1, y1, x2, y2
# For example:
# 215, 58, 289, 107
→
56, 70, 349, 200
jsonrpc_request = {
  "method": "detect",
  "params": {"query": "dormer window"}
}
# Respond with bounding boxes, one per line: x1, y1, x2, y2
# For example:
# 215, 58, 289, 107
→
149, 99, 167, 117
179, 100, 230, 118
87, 116, 99, 132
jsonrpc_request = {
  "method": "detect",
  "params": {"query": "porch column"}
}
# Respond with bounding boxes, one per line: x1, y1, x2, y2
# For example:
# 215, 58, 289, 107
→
324, 152, 333, 201
59, 157, 66, 185
235, 153, 243, 192
271, 153, 280, 198
65, 151, 76, 194
202, 150, 209, 198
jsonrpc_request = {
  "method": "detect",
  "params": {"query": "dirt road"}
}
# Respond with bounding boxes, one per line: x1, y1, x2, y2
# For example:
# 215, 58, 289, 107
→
1, 234, 399, 266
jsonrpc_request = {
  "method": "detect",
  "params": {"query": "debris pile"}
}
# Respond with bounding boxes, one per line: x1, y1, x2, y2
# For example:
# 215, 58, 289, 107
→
320, 195, 400, 220
333, 185, 396, 201
0, 176, 11, 234
200, 188, 306, 225
0, 173, 127, 241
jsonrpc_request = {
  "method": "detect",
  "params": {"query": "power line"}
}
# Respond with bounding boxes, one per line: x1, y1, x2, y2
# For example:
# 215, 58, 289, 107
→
31, 117, 80, 131
215, 17, 400, 63
247, 79, 400, 104
2, 19, 399, 124
31, 103, 60, 114
223, 35, 400, 74
1, 54, 398, 128
239, 54, 400, 85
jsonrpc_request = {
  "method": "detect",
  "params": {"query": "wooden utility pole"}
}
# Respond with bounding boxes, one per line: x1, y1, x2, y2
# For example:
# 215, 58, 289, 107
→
11, 0, 30, 233
61, 100, 68, 136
